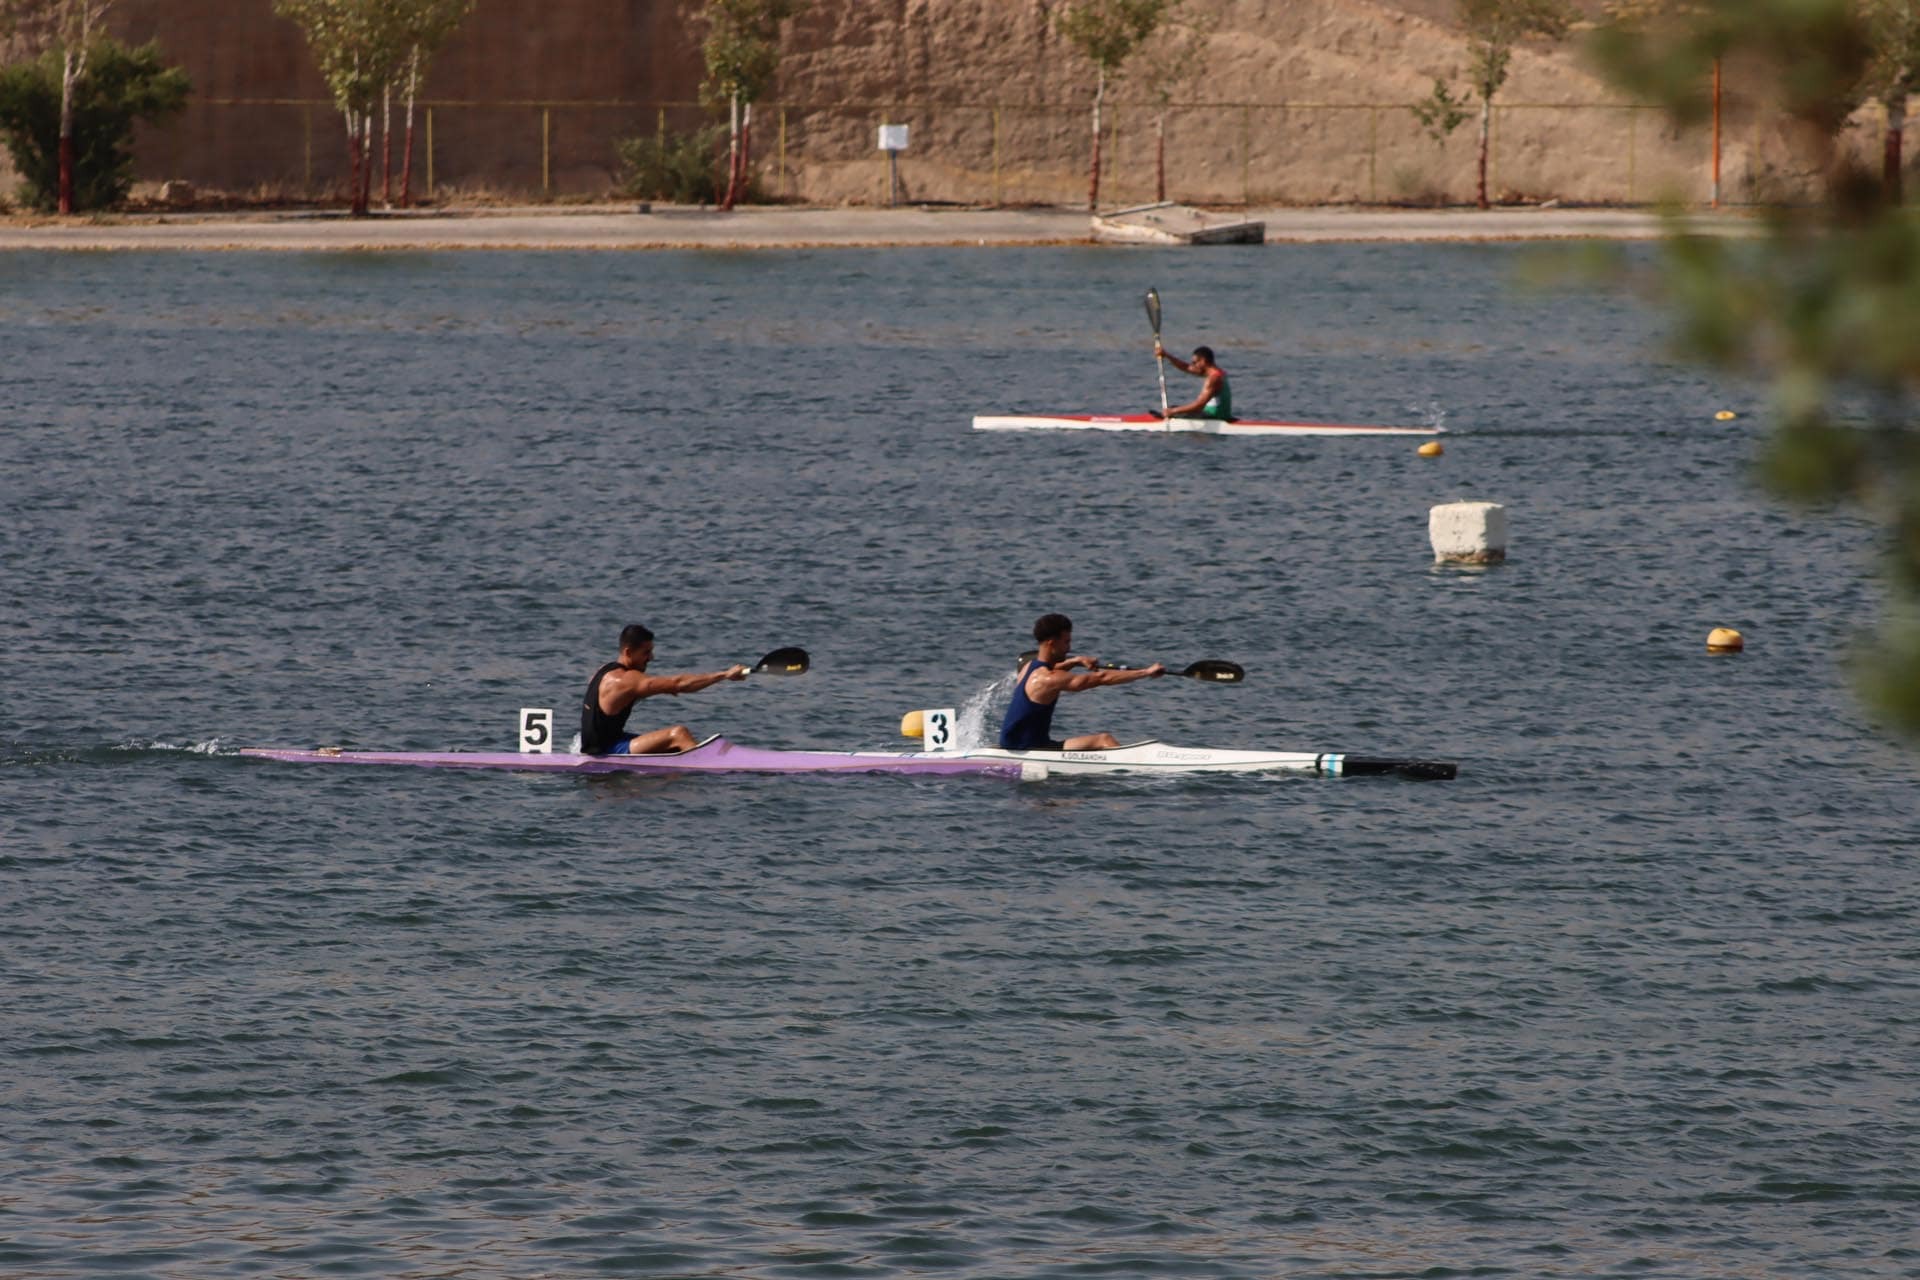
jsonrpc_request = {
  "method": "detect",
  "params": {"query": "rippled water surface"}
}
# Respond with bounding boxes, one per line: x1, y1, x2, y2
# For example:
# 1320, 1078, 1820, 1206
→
2, 246, 1916, 1278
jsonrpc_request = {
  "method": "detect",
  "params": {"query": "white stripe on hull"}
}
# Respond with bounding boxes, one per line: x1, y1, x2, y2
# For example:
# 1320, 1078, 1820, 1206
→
943, 740, 1340, 775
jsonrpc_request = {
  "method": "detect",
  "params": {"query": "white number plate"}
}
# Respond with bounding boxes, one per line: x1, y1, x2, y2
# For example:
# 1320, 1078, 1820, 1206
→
519, 707, 554, 754
921, 707, 958, 753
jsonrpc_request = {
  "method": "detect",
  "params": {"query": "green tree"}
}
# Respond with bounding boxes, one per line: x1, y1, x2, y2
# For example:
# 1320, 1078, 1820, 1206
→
391, 0, 470, 206
701, 0, 802, 212
1057, 0, 1174, 211
0, 37, 188, 211
275, 0, 414, 215
1457, 0, 1572, 208
1125, 1, 1213, 203
1859, 0, 1920, 202
2, 0, 122, 213
1411, 78, 1471, 148
1592, 0, 1920, 733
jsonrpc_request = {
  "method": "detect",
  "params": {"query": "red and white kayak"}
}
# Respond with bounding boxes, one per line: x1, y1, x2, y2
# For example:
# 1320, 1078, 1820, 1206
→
971, 413, 1439, 437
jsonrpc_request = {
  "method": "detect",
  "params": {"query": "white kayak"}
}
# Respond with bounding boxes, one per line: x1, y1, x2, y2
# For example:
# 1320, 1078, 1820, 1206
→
944, 740, 1456, 779
240, 736, 1455, 781
972, 413, 1440, 437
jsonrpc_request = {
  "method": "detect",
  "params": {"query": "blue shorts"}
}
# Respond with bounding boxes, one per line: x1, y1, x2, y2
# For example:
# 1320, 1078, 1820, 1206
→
603, 737, 635, 755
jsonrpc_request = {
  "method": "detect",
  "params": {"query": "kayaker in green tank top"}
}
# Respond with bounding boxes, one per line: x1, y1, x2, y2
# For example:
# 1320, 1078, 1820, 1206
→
1154, 340, 1232, 420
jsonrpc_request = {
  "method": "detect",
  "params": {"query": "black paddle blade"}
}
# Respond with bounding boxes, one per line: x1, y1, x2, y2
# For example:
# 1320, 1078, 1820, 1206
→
1342, 757, 1458, 781
1181, 660, 1245, 683
1144, 287, 1162, 336
1017, 650, 1039, 667
751, 647, 810, 675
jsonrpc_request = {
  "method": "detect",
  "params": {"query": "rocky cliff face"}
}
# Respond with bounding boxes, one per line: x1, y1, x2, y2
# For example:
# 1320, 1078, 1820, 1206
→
765, 0, 1727, 206
0, 0, 1835, 207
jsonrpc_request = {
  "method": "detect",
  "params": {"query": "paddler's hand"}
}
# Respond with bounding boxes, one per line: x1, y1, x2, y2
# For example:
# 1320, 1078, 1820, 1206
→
1153, 338, 1165, 357
1145, 663, 1167, 678
722, 664, 749, 681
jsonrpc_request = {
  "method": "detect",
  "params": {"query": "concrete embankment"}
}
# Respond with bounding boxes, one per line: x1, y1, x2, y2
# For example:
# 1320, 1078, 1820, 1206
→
0, 205, 1749, 251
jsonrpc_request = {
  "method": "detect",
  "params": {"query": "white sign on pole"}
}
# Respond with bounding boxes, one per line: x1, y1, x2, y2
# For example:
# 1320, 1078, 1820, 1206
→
877, 124, 910, 152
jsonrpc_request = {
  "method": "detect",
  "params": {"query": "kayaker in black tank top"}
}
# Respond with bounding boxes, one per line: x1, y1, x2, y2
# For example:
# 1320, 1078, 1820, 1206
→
578, 624, 748, 755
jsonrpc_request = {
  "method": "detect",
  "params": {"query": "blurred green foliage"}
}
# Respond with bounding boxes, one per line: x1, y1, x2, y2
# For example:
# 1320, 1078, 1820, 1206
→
1592, 0, 1920, 735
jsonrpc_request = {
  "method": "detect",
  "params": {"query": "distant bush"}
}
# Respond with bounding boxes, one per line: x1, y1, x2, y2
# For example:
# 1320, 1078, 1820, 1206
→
615, 123, 729, 205
0, 40, 191, 212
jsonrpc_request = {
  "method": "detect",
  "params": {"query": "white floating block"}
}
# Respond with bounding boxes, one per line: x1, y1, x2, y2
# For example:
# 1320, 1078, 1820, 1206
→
1429, 501, 1508, 564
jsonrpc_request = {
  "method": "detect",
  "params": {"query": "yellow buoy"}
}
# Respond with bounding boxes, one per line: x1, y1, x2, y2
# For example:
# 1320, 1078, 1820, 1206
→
899, 709, 925, 739
1707, 627, 1744, 653
1714, 410, 1737, 421
1417, 440, 1444, 458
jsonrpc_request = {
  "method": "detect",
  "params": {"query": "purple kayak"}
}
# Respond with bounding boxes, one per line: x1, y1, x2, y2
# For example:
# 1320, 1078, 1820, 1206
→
240, 734, 1030, 779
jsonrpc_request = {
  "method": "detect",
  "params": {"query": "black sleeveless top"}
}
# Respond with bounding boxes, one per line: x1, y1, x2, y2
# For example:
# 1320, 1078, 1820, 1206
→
580, 661, 634, 755
999, 659, 1059, 750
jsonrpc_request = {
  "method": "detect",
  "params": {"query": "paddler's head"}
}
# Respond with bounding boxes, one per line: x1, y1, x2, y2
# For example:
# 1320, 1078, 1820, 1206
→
618, 623, 656, 669
1190, 345, 1216, 371
1033, 612, 1073, 663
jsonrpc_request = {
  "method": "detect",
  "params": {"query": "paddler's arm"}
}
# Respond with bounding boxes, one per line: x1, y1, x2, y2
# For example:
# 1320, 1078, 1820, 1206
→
1165, 369, 1223, 418
1052, 662, 1167, 692
1155, 339, 1194, 374
615, 665, 749, 703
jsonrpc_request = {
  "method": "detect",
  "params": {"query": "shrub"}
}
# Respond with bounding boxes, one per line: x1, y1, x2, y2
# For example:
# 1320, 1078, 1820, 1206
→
0, 39, 190, 212
614, 123, 729, 205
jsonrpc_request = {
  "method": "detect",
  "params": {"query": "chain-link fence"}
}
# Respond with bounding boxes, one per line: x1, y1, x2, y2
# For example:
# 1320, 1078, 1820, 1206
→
132, 95, 1880, 206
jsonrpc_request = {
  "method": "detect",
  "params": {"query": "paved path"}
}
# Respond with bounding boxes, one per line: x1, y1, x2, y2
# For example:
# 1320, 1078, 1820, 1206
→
0, 204, 1749, 251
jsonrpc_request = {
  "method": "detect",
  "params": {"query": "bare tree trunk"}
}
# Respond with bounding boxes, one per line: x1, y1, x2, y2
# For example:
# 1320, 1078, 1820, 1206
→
400, 51, 420, 207
381, 84, 393, 208
58, 48, 80, 214
1088, 68, 1106, 213
345, 113, 361, 215
719, 92, 742, 210
361, 113, 374, 213
1476, 95, 1492, 209
736, 102, 754, 206
1155, 108, 1167, 203
1887, 95, 1907, 207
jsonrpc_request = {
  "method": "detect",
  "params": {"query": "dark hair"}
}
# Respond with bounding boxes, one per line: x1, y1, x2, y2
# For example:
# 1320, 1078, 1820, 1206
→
1033, 613, 1072, 643
1192, 345, 1215, 364
618, 623, 655, 652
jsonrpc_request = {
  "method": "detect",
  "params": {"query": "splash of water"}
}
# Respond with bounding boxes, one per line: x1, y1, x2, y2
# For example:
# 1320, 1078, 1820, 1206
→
125, 738, 229, 755
954, 671, 1019, 750
1408, 399, 1449, 432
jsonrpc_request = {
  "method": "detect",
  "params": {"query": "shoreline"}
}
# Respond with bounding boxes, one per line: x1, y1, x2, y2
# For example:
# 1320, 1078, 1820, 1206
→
0, 204, 1748, 251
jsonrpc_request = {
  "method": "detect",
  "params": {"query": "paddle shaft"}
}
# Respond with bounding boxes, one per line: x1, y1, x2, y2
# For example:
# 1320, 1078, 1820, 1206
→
1016, 652, 1243, 684
1146, 288, 1171, 422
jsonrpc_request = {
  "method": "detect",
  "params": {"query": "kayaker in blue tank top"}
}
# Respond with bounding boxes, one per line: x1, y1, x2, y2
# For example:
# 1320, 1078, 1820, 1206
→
999, 613, 1166, 751
579, 623, 748, 755
1154, 340, 1232, 421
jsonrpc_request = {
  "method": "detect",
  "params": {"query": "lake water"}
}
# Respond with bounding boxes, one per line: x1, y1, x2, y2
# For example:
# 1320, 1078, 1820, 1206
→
2, 245, 1915, 1278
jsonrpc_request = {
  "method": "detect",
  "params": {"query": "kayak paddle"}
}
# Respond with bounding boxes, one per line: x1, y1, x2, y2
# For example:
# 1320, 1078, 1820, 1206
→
1016, 652, 1244, 684
747, 647, 810, 675
1146, 286, 1171, 424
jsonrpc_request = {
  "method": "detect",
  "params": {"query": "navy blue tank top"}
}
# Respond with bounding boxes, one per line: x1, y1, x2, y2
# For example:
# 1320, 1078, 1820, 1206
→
999, 659, 1059, 750
580, 661, 634, 755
